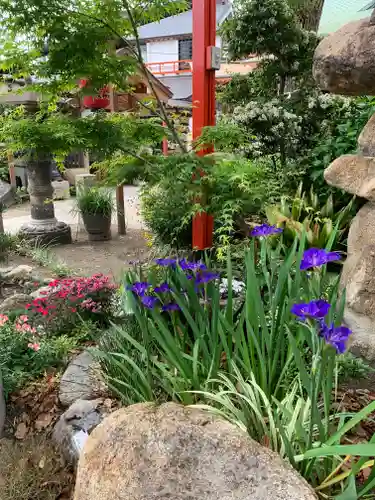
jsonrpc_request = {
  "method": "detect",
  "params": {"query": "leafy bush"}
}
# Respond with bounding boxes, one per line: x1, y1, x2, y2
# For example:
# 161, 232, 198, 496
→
0, 232, 17, 261
0, 314, 77, 395
140, 154, 283, 248
306, 96, 375, 197
76, 187, 114, 216
140, 183, 192, 248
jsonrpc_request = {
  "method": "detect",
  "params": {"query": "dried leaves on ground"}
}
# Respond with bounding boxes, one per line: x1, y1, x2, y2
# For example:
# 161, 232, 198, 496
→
0, 436, 74, 500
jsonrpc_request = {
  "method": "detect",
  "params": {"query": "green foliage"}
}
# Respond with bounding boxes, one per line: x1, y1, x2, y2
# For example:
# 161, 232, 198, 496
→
307, 96, 375, 195
76, 186, 114, 216
266, 185, 356, 252
0, 315, 77, 395
140, 184, 192, 247
140, 153, 282, 248
0, 232, 17, 261
0, 0, 187, 95
97, 236, 341, 404
96, 234, 375, 497
222, 0, 318, 84
217, 70, 277, 109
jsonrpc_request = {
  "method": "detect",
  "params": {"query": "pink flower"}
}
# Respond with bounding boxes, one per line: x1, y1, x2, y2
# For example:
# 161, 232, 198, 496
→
19, 315, 28, 322
0, 314, 9, 326
28, 342, 40, 351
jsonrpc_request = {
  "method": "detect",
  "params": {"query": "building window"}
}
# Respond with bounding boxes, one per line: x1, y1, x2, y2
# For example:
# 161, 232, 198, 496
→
178, 39, 193, 61
178, 39, 193, 71
140, 44, 147, 62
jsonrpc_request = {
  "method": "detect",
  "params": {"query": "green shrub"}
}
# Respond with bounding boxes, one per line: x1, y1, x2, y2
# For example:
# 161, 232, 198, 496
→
0, 232, 17, 261
140, 184, 192, 248
0, 314, 77, 395
140, 154, 283, 249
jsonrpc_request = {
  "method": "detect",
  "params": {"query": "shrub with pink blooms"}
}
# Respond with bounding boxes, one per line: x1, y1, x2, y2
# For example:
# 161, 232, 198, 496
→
25, 273, 117, 334
0, 313, 78, 396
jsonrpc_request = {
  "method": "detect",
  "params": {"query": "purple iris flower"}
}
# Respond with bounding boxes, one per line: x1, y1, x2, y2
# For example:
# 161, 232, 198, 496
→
250, 224, 283, 237
127, 282, 151, 297
300, 248, 341, 270
155, 258, 177, 267
162, 302, 181, 312
319, 322, 352, 354
154, 282, 171, 293
179, 259, 207, 271
291, 299, 331, 321
141, 296, 159, 309
195, 271, 220, 285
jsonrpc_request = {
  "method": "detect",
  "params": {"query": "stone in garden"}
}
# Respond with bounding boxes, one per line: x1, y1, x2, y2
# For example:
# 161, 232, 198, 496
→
313, 16, 375, 95
0, 293, 31, 313
324, 155, 375, 200
345, 203, 375, 257
345, 309, 375, 365
59, 351, 105, 407
341, 245, 375, 320
4, 265, 33, 281
53, 398, 108, 466
74, 402, 317, 500
30, 285, 52, 299
358, 113, 375, 157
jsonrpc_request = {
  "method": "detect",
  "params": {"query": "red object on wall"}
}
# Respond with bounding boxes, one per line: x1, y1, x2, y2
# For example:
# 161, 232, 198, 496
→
192, 0, 216, 250
79, 79, 110, 109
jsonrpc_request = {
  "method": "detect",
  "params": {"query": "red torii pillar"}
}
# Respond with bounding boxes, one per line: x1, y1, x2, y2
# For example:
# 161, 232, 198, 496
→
192, 0, 216, 250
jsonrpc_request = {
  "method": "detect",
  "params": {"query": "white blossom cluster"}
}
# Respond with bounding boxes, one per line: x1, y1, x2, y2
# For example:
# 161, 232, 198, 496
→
219, 278, 246, 298
307, 94, 351, 111
232, 100, 302, 154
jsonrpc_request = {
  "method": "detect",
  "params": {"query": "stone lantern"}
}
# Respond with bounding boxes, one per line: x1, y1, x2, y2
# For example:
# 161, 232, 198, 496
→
0, 88, 72, 244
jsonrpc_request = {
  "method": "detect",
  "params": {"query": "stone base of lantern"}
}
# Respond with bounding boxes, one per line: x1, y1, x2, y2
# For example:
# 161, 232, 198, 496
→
19, 218, 72, 245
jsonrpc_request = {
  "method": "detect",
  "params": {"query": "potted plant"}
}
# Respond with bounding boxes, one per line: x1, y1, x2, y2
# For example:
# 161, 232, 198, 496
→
76, 186, 114, 241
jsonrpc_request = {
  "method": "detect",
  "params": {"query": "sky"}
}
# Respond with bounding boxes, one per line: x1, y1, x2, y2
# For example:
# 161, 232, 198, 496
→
319, 0, 371, 34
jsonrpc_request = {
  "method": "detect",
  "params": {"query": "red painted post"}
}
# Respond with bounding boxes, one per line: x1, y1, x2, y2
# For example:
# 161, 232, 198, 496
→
192, 0, 216, 250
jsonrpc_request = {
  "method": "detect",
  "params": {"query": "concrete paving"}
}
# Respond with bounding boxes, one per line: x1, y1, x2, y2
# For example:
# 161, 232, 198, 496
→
3, 186, 143, 235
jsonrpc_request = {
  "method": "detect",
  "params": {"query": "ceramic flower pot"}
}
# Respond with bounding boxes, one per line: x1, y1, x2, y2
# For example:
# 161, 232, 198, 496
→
82, 212, 112, 241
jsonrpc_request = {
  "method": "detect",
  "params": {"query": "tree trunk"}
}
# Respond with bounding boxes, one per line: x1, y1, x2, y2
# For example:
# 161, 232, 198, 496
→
296, 0, 325, 32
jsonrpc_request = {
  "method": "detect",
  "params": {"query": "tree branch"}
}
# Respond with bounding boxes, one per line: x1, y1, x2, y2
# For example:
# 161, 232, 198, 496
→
67, 6, 187, 153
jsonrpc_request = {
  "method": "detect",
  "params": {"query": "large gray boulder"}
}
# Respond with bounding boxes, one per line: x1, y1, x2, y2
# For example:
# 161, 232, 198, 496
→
74, 402, 316, 500
358, 113, 375, 157
342, 245, 375, 320
324, 155, 375, 200
313, 16, 375, 95
345, 309, 375, 365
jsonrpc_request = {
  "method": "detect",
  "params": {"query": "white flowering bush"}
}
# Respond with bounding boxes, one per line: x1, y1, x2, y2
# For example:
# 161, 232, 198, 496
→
232, 99, 302, 159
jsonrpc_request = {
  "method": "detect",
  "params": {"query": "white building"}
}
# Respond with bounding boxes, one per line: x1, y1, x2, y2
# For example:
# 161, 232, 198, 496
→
138, 0, 233, 102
